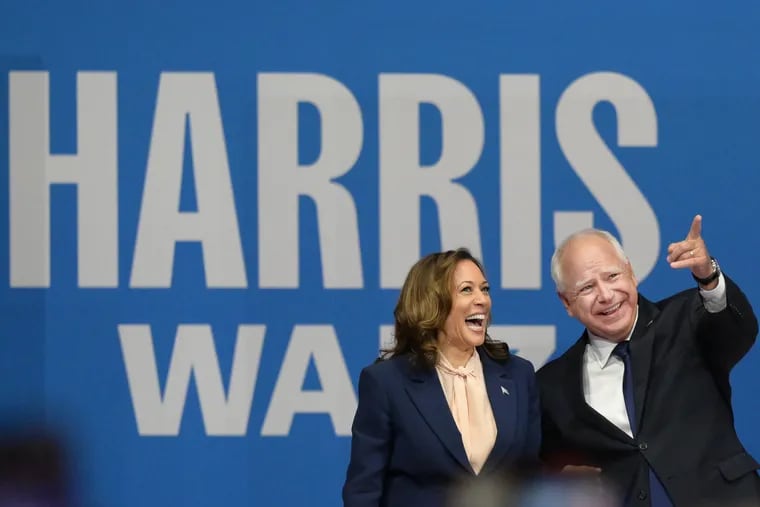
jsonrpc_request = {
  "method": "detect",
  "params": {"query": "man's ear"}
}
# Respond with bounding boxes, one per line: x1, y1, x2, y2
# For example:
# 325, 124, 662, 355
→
558, 292, 574, 317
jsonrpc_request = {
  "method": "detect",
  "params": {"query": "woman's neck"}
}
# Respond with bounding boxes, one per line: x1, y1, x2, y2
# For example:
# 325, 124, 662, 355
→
437, 341, 475, 368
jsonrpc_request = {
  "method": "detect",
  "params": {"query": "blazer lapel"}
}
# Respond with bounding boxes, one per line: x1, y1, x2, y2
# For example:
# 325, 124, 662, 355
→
629, 297, 659, 433
403, 361, 473, 473
479, 351, 516, 474
565, 333, 633, 442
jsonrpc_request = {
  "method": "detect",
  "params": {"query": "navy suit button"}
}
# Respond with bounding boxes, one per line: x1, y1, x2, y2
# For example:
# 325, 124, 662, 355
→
638, 442, 648, 450
637, 489, 648, 500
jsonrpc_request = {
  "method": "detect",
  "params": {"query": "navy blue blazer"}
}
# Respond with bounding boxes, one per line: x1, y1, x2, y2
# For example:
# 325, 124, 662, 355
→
342, 347, 540, 507
538, 276, 760, 505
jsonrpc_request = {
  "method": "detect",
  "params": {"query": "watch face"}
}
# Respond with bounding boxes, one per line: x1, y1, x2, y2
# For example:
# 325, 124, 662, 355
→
709, 258, 720, 278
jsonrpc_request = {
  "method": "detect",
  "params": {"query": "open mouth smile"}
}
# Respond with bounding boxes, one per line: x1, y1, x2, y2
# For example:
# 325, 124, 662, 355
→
465, 313, 486, 330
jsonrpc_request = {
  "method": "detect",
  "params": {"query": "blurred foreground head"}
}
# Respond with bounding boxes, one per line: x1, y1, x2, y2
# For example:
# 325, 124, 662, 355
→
446, 473, 618, 507
0, 428, 70, 507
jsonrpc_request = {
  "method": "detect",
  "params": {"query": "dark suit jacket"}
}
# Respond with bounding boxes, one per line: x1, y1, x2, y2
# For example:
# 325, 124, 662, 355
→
342, 347, 540, 507
537, 275, 760, 506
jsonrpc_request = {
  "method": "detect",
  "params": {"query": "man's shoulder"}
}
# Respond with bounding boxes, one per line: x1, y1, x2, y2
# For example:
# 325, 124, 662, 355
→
651, 287, 696, 309
536, 347, 576, 383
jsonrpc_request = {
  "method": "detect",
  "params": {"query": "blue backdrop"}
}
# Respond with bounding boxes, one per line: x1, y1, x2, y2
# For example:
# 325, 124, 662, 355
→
2, 2, 760, 506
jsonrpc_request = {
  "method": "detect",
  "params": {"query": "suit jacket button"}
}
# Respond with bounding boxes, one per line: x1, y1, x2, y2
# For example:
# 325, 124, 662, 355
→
637, 489, 648, 500
638, 442, 648, 450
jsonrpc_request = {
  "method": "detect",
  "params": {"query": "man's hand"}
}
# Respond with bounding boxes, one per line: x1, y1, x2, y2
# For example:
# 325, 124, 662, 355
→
666, 215, 716, 286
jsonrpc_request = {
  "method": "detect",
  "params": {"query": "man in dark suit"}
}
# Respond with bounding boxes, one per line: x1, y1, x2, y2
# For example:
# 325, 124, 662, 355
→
537, 216, 760, 507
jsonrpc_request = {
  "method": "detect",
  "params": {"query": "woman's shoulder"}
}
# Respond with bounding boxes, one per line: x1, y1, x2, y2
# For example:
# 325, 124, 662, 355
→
361, 352, 417, 378
509, 354, 538, 379
480, 346, 536, 376
509, 352, 536, 371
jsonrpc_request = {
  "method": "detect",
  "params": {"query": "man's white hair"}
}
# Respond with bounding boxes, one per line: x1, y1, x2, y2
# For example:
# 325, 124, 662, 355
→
550, 229, 629, 292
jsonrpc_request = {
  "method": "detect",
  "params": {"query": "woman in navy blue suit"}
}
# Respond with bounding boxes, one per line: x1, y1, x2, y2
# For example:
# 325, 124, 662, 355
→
343, 248, 541, 507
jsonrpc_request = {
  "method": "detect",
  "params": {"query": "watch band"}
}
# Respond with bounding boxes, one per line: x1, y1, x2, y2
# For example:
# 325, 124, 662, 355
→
692, 256, 720, 285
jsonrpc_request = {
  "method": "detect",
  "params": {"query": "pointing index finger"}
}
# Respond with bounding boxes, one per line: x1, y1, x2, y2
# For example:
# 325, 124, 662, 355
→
686, 214, 702, 240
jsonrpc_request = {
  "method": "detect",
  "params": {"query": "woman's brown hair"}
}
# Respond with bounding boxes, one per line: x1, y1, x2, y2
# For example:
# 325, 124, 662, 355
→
381, 248, 510, 368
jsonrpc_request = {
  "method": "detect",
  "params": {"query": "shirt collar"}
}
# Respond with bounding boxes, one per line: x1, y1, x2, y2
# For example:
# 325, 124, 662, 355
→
586, 306, 639, 369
